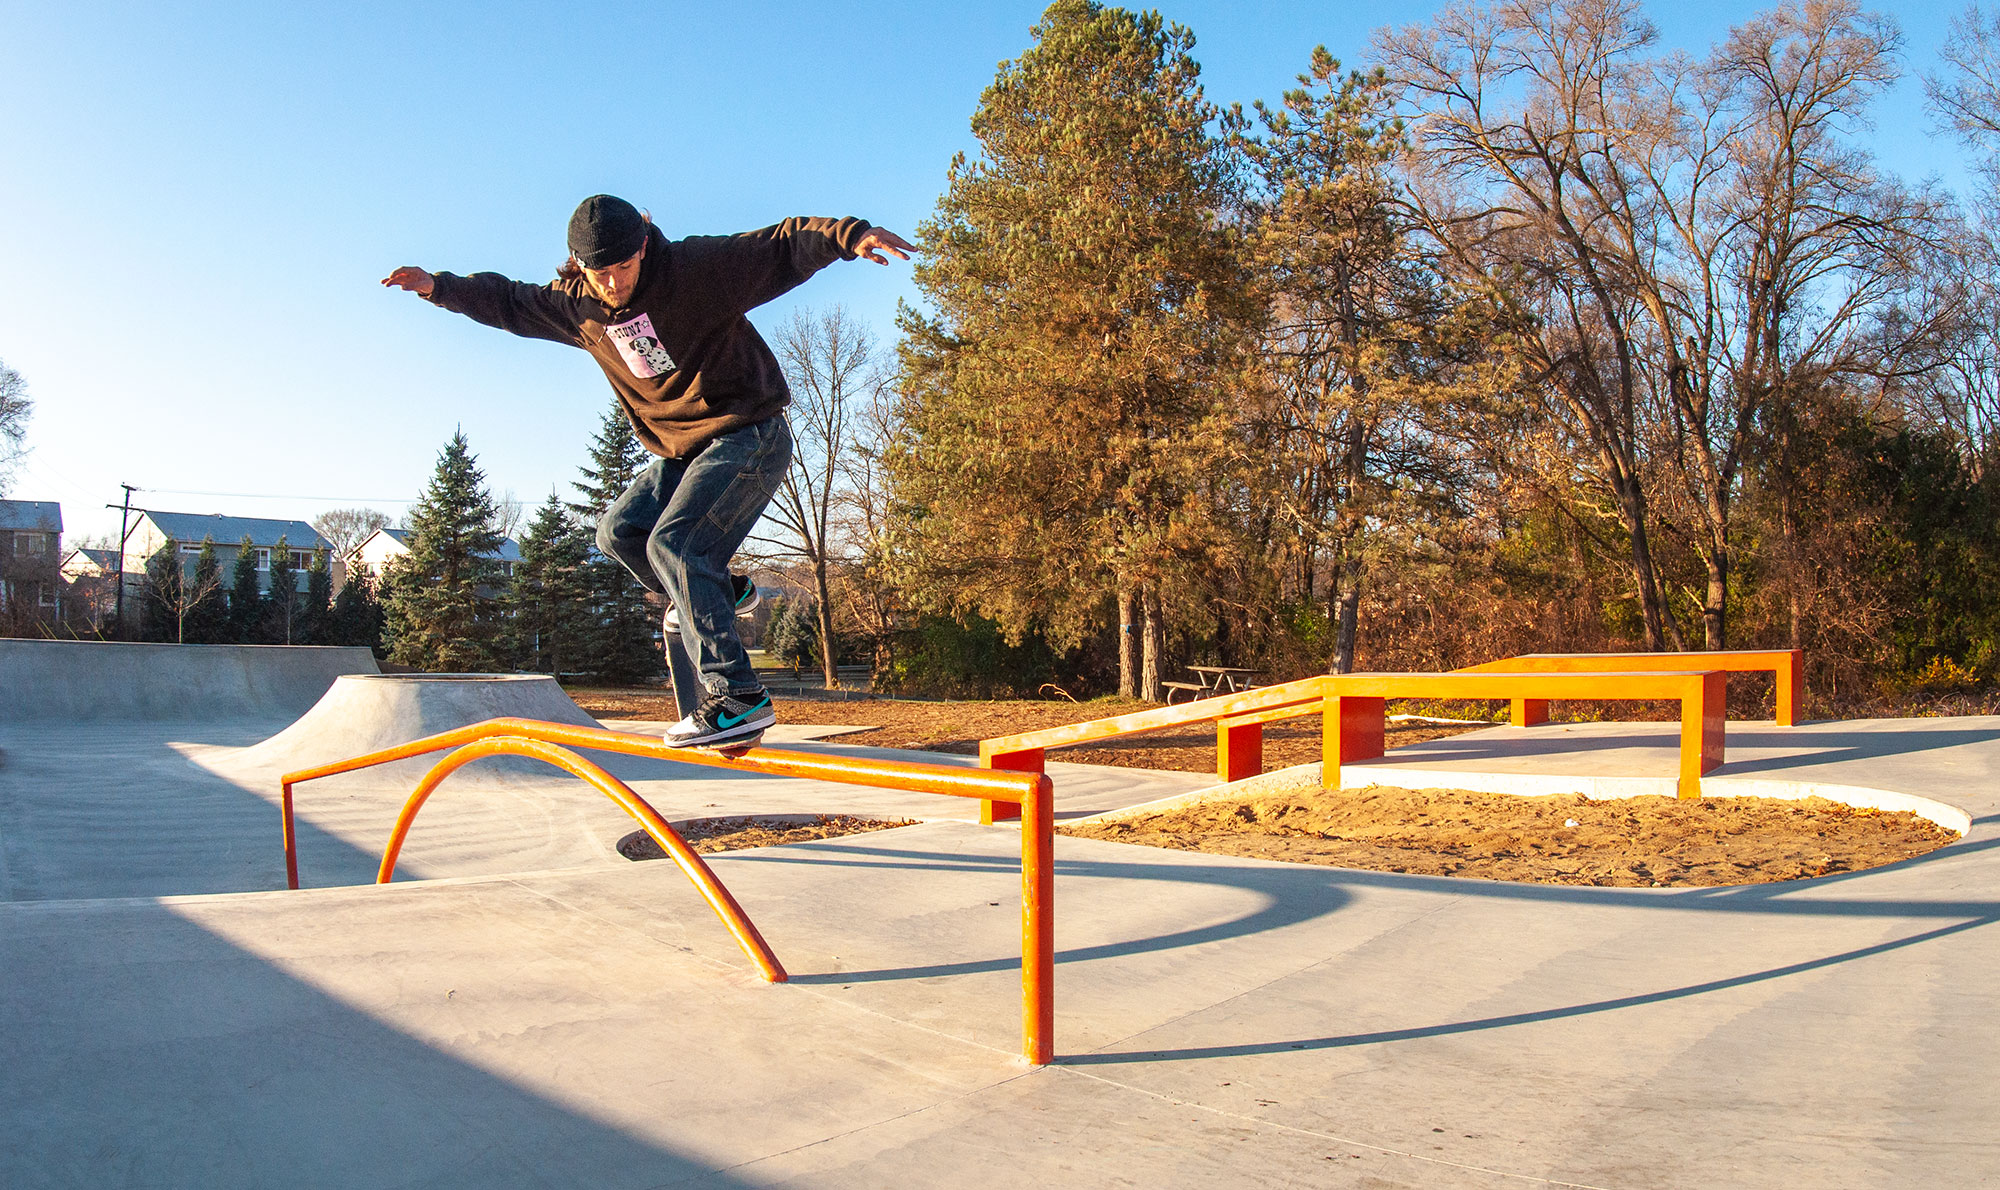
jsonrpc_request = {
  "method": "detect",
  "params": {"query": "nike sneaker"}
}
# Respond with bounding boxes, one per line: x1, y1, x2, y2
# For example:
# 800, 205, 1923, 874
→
664, 687, 776, 749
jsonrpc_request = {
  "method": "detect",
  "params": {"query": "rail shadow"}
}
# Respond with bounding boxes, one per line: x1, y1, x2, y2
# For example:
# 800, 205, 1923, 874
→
1059, 915, 1999, 1065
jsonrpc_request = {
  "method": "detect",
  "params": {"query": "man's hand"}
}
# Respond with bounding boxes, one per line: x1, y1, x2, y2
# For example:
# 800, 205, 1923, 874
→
381, 266, 436, 297
854, 228, 915, 265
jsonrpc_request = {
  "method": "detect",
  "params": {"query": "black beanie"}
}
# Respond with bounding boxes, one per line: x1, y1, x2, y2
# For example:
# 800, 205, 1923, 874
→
567, 195, 648, 268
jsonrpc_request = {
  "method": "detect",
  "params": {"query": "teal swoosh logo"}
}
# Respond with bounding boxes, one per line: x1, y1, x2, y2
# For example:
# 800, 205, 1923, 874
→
718, 700, 768, 729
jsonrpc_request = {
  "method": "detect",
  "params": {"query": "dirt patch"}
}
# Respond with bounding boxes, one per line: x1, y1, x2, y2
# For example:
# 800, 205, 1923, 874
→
1061, 784, 1956, 886
565, 687, 1481, 774
572, 686, 1955, 886
618, 814, 918, 859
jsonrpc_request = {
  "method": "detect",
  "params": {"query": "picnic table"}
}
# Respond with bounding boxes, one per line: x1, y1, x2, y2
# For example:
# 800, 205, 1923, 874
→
1163, 665, 1263, 704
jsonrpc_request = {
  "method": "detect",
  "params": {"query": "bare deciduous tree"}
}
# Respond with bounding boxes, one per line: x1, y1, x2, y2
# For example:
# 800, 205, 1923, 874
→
0, 359, 31, 497
311, 507, 391, 560
1383, 0, 1926, 649
1930, 4, 2000, 188
760, 306, 872, 688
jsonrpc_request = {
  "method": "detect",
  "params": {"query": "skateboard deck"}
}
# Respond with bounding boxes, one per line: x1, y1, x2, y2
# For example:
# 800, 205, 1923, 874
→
678, 731, 764, 757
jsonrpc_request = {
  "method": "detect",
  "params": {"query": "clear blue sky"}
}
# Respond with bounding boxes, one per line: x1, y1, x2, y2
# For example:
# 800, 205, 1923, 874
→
0, 0, 1971, 545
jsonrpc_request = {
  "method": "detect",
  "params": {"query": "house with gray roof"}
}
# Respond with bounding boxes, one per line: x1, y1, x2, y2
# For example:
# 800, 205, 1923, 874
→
0, 499, 64, 622
125, 510, 346, 597
58, 547, 121, 627
348, 527, 522, 592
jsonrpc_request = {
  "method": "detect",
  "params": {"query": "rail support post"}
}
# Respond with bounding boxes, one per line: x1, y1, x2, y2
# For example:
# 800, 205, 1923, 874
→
1217, 720, 1263, 783
1777, 650, 1804, 727
1512, 697, 1549, 727
1321, 694, 1385, 791
1021, 774, 1055, 1065
978, 745, 1041, 823
1677, 671, 1727, 799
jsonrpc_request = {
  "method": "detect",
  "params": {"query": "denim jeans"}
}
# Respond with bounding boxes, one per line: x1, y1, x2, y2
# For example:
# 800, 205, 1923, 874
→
596, 415, 792, 696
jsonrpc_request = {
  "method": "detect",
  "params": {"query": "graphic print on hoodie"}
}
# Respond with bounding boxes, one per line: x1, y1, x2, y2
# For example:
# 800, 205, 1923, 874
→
607, 313, 676, 378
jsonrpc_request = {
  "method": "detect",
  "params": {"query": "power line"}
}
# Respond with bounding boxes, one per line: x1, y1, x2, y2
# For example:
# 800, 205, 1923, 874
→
135, 486, 421, 505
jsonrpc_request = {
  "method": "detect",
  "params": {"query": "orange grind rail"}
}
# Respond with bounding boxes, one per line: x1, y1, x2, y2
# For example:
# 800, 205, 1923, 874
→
1457, 649, 1803, 726
978, 666, 1738, 811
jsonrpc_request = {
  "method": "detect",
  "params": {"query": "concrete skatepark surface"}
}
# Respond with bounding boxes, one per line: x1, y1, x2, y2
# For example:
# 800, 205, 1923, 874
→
3, 641, 1999, 1187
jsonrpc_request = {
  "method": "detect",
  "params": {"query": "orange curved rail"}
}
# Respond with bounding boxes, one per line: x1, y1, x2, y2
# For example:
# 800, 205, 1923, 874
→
279, 715, 1056, 1064
376, 734, 786, 983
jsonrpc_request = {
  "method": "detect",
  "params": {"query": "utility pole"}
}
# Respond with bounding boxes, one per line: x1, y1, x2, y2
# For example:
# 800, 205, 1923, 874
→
107, 484, 136, 638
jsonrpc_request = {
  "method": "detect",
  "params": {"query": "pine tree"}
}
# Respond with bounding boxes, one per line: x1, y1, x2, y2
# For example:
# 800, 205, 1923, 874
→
140, 539, 182, 642
263, 535, 299, 643
330, 578, 384, 651
299, 547, 333, 644
891, 0, 1258, 699
503, 492, 593, 674
381, 429, 505, 671
185, 537, 230, 643
228, 535, 260, 642
568, 401, 662, 682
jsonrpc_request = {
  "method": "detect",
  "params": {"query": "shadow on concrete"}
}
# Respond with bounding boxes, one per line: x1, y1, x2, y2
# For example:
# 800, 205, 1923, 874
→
0, 726, 390, 901
0, 901, 745, 1190
1711, 725, 2000, 775
740, 829, 2000, 991
1060, 915, 1999, 1065
754, 841, 1354, 985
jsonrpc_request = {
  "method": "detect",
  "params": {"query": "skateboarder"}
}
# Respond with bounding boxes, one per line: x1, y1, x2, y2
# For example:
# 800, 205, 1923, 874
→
382, 195, 914, 748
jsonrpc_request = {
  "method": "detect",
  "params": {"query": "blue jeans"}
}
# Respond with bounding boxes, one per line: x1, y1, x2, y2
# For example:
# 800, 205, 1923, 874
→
596, 416, 792, 696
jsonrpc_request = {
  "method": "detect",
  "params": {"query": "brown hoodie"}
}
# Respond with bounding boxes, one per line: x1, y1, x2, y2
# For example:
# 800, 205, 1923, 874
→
426, 216, 873, 458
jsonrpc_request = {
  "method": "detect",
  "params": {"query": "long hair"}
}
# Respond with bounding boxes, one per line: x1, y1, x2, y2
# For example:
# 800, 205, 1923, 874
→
557, 210, 652, 280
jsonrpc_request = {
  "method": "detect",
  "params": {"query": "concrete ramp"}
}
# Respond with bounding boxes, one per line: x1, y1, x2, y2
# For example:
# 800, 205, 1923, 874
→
0, 640, 378, 721
229, 672, 608, 784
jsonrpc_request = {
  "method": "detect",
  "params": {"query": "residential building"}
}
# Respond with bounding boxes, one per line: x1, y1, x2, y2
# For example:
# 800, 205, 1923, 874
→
347, 527, 521, 593
123, 511, 346, 596
57, 546, 120, 628
0, 499, 63, 626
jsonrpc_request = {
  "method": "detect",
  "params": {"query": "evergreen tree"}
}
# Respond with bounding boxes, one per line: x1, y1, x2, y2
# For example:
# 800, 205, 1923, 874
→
763, 597, 816, 670
381, 429, 505, 671
299, 547, 333, 644
330, 577, 385, 652
891, 0, 1258, 699
227, 535, 260, 642
263, 534, 299, 643
503, 492, 593, 674
140, 539, 182, 642
184, 537, 230, 643
568, 401, 662, 682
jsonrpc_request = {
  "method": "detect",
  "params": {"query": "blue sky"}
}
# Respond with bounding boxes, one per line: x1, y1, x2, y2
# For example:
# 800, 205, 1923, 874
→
0, 0, 1973, 544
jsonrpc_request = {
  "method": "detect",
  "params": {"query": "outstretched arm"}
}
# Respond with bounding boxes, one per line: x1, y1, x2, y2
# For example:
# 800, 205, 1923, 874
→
381, 265, 584, 346
696, 219, 920, 316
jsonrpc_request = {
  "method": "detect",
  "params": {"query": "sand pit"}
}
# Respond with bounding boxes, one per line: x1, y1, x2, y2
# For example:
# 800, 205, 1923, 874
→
1062, 784, 1957, 885
569, 688, 1961, 884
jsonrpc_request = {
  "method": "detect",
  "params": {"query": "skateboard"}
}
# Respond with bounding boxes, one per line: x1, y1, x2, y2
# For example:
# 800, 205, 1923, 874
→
677, 731, 764, 757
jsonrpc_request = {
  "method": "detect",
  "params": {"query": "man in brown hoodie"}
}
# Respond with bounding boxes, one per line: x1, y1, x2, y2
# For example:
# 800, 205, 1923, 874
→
382, 196, 913, 747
